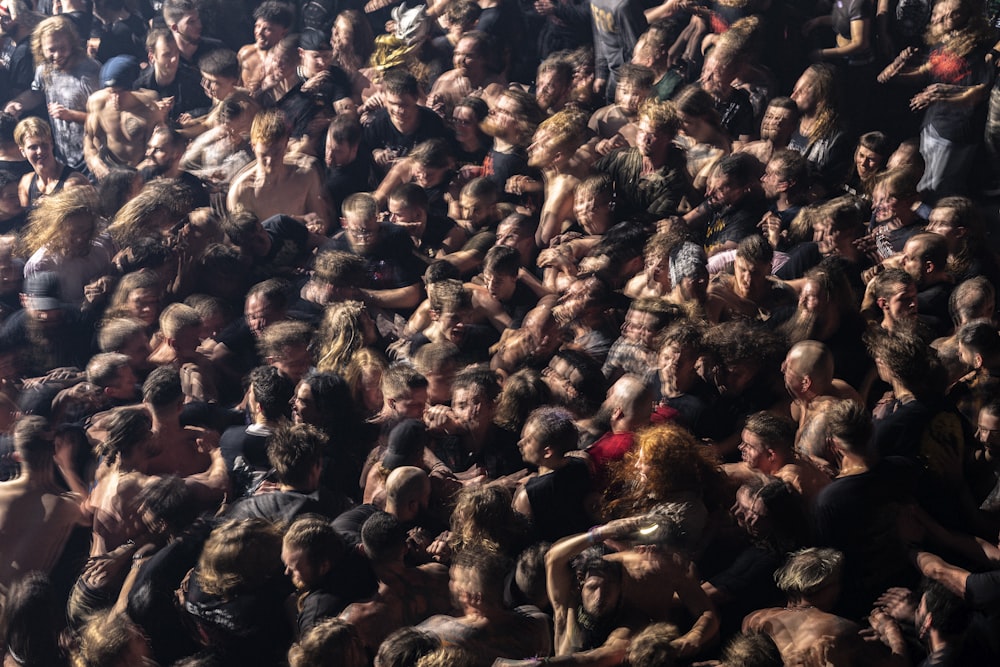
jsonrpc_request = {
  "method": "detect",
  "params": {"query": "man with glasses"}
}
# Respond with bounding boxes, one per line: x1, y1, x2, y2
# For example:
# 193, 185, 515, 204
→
323, 193, 425, 312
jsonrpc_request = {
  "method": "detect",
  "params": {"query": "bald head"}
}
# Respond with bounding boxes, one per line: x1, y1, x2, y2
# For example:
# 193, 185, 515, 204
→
385, 466, 430, 521
606, 374, 652, 433
784, 341, 834, 397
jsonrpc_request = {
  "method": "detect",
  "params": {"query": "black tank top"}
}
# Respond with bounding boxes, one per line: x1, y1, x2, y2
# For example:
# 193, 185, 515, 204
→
27, 163, 75, 206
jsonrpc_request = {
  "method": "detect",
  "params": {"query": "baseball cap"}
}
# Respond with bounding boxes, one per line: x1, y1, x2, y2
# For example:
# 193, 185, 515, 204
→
23, 271, 62, 311
100, 55, 140, 90
382, 419, 428, 470
299, 28, 332, 52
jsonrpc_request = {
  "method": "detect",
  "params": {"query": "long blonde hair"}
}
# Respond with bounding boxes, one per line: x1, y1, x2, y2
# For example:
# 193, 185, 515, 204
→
18, 187, 100, 258
315, 300, 368, 375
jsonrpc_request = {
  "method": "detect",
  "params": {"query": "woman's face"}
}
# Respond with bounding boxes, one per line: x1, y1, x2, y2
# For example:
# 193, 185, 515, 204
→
332, 17, 352, 55
65, 214, 96, 257
452, 105, 480, 143
292, 381, 319, 424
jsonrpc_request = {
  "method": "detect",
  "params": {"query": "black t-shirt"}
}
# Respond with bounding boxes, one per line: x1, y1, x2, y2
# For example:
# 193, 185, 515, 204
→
250, 214, 312, 280
363, 106, 454, 171
3, 41, 34, 103
482, 148, 537, 204
525, 457, 593, 543
411, 215, 459, 265
713, 86, 756, 140
917, 282, 954, 337
93, 13, 147, 62
219, 425, 270, 472
325, 151, 377, 219
133, 63, 211, 119
0, 159, 31, 179
704, 197, 768, 255
322, 223, 424, 290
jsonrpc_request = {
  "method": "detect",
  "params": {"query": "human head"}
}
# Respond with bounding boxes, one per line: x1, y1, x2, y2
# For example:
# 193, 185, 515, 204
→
926, 196, 983, 255
484, 87, 543, 147
315, 299, 374, 374
901, 232, 949, 286
198, 48, 240, 102
674, 84, 722, 143
707, 152, 760, 208
197, 517, 283, 597
159, 302, 202, 358
250, 108, 290, 171
541, 347, 607, 416
450, 365, 500, 432
740, 411, 796, 474
142, 365, 183, 411
136, 475, 199, 537
636, 99, 680, 161
282, 515, 344, 591
872, 167, 920, 225
258, 320, 313, 382
385, 466, 431, 520
759, 96, 798, 145
957, 320, 1000, 371
289, 619, 366, 667
761, 148, 808, 201
824, 399, 872, 456
267, 422, 327, 489
374, 628, 439, 667
361, 510, 408, 563
249, 364, 295, 421
528, 107, 589, 169
571, 544, 623, 618
917, 578, 972, 642
252, 1, 293, 51
94, 407, 154, 467
31, 15, 82, 72
146, 27, 179, 79
775, 547, 844, 608
950, 276, 995, 327
245, 278, 290, 337
13, 415, 54, 471
781, 340, 834, 400
615, 63, 654, 117
73, 611, 155, 667
733, 234, 773, 300
519, 405, 577, 466
625, 623, 680, 667
535, 53, 574, 114
86, 352, 136, 401
854, 131, 891, 181
871, 268, 918, 329
449, 548, 510, 611
341, 192, 380, 256
381, 364, 429, 419
20, 186, 99, 261
325, 111, 362, 168
700, 46, 739, 98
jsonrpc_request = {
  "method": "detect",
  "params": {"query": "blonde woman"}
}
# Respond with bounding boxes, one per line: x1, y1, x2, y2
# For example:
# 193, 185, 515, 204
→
315, 300, 378, 375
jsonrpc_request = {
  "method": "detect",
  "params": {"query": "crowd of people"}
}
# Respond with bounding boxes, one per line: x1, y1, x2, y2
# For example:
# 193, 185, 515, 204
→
3, 0, 1000, 665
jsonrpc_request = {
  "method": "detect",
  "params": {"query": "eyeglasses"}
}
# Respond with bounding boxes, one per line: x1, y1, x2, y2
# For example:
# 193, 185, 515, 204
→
452, 117, 476, 127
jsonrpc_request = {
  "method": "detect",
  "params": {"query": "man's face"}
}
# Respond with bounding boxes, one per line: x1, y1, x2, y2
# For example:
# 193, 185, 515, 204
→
175, 11, 202, 41
855, 145, 885, 179
658, 342, 697, 388
42, 32, 72, 70
0, 182, 21, 219
325, 136, 357, 168
581, 573, 621, 618
575, 192, 612, 236
435, 308, 470, 346
496, 220, 534, 261
146, 132, 180, 172
620, 308, 658, 349
925, 208, 962, 248
272, 343, 312, 382
798, 279, 827, 314
200, 71, 236, 102
518, 418, 546, 466
881, 282, 918, 322
535, 69, 567, 112
385, 91, 418, 133
253, 138, 286, 172
760, 105, 795, 142
733, 257, 769, 298
739, 429, 773, 473
700, 53, 734, 97
528, 127, 559, 169
245, 293, 281, 337
282, 544, 321, 590
127, 288, 161, 327
636, 118, 670, 160
553, 278, 594, 325
615, 81, 649, 118
707, 173, 744, 208
483, 95, 520, 141
390, 388, 427, 419
976, 409, 1000, 457
679, 268, 709, 304
459, 193, 492, 229
453, 37, 484, 78
151, 36, 180, 78
901, 239, 928, 285
453, 386, 494, 432
299, 48, 331, 78
107, 365, 139, 401
790, 70, 818, 115
483, 269, 516, 302
760, 158, 789, 199
342, 213, 380, 255
254, 18, 286, 50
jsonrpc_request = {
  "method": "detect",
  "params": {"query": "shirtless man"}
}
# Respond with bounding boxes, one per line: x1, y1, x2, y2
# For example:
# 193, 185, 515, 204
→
546, 516, 719, 660
705, 235, 797, 324
735, 97, 799, 165
84, 55, 164, 180
528, 108, 590, 247
783, 341, 862, 466
418, 547, 551, 663
141, 366, 214, 478
427, 31, 505, 119
339, 511, 452, 654
13, 116, 89, 207
0, 416, 89, 590
227, 108, 331, 223
238, 1, 293, 95
743, 547, 908, 666
726, 411, 831, 506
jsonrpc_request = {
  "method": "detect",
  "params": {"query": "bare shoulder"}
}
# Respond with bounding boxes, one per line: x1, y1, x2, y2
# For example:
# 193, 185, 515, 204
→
742, 606, 781, 631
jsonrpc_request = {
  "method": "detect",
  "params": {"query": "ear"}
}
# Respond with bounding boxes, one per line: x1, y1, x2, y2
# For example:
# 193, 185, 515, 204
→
430, 309, 441, 322
876, 296, 888, 311
612, 406, 624, 421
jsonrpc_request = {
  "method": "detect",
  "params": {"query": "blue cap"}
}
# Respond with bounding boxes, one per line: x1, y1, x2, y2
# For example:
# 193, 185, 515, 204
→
100, 55, 140, 89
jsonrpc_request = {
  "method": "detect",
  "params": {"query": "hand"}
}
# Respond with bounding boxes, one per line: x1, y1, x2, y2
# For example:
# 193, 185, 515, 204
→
593, 78, 607, 96
83, 275, 115, 305
875, 587, 918, 623
424, 404, 459, 432
4, 101, 23, 118
534, 0, 555, 14
595, 133, 628, 156
48, 103, 71, 121
301, 212, 327, 235
596, 516, 645, 542
373, 148, 399, 168
878, 47, 918, 84
155, 96, 175, 116
671, 633, 701, 658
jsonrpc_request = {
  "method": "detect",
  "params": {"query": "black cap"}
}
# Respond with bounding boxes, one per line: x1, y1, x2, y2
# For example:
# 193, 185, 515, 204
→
382, 419, 427, 470
299, 28, 332, 52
